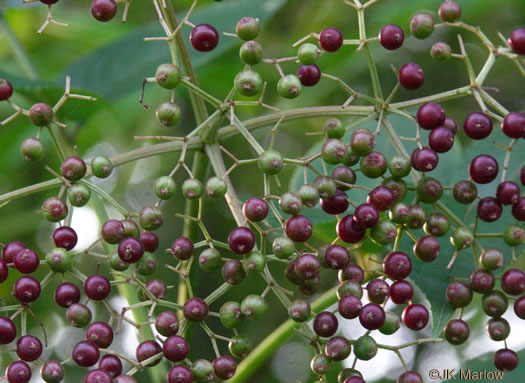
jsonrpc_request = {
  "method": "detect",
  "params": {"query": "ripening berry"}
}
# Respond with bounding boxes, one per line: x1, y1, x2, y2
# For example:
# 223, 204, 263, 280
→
21, 137, 45, 161
155, 64, 181, 89
67, 304, 92, 329
0, 78, 13, 101
91, 155, 113, 178
410, 13, 434, 39
29, 103, 54, 127
277, 75, 302, 99
239, 40, 263, 65
431, 42, 452, 61
236, 17, 259, 41
235, 69, 263, 97
439, 1, 461, 22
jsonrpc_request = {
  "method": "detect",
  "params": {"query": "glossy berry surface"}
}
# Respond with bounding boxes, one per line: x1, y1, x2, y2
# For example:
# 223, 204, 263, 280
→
190, 24, 219, 52
402, 304, 429, 331
463, 112, 493, 139
228, 227, 255, 254
417, 102, 445, 130
509, 28, 525, 54
91, 0, 117, 22
398, 62, 424, 89
379, 24, 404, 50
319, 28, 343, 52
296, 64, 321, 86
469, 154, 499, 184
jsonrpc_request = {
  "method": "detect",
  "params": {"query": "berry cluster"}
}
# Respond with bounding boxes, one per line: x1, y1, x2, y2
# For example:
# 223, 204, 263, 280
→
0, 0, 524, 383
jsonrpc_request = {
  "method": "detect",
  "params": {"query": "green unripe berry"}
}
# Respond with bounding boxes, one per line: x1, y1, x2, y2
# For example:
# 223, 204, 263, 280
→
313, 175, 337, 199
192, 359, 214, 382
389, 202, 410, 224
121, 218, 140, 238
272, 236, 295, 259
297, 184, 319, 207
198, 248, 222, 271
450, 226, 473, 250
337, 280, 363, 299
240, 294, 268, 320
108, 252, 129, 271
407, 204, 427, 230
21, 137, 45, 161
431, 42, 452, 61
486, 317, 510, 341
257, 149, 283, 175
29, 103, 54, 127
503, 224, 524, 247
279, 192, 302, 215
410, 13, 434, 39
228, 335, 253, 358
153, 176, 176, 200
46, 248, 72, 273
388, 155, 411, 178
379, 311, 401, 335
321, 138, 347, 165
42, 197, 68, 222
91, 155, 113, 178
288, 298, 311, 322
343, 151, 360, 166
481, 291, 508, 318
416, 177, 443, 203
310, 354, 332, 375
360, 152, 387, 178
67, 303, 92, 328
242, 250, 266, 273
240, 40, 263, 65
479, 248, 503, 271
350, 128, 375, 156
423, 213, 450, 237
323, 118, 345, 139
68, 184, 91, 207
137, 254, 157, 276
277, 75, 302, 99
298, 43, 320, 65
382, 177, 407, 202
205, 176, 227, 199
235, 69, 263, 97
236, 17, 260, 41
156, 102, 181, 127
371, 220, 397, 246
220, 301, 244, 328
353, 335, 378, 361
155, 63, 181, 89
139, 206, 164, 231
182, 178, 204, 200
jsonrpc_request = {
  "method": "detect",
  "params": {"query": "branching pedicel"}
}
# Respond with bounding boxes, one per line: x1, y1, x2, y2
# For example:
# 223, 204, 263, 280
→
0, 0, 524, 383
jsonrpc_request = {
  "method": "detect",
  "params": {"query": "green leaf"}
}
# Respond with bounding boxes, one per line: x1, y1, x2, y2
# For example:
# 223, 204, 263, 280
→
60, 0, 287, 101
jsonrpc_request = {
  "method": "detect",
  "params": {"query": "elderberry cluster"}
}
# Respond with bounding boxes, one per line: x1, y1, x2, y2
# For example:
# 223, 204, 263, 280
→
0, 0, 524, 383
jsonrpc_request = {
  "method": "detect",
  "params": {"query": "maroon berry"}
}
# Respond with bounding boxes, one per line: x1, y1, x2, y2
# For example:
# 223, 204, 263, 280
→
242, 197, 268, 221
171, 237, 194, 260
67, 303, 92, 328
398, 63, 424, 90
494, 348, 519, 371
168, 365, 193, 383
325, 336, 351, 361
17, 335, 42, 362
514, 296, 525, 319
13, 249, 39, 274
212, 356, 237, 380
114, 376, 137, 383
501, 112, 525, 138
296, 64, 321, 87
429, 127, 454, 153
379, 24, 404, 50
366, 279, 390, 304
453, 180, 478, 203
411, 147, 438, 172
469, 154, 499, 184
477, 197, 502, 222
14, 275, 41, 303
463, 112, 493, 140
512, 197, 525, 221
439, 1, 461, 22
509, 28, 525, 54
383, 251, 412, 280
353, 203, 379, 228
390, 280, 414, 304
324, 245, 350, 270
2, 241, 26, 263
0, 259, 7, 283
443, 116, 458, 135
85, 370, 112, 383
90, 0, 117, 22
86, 322, 113, 348
222, 259, 246, 285
446, 281, 472, 308
496, 181, 520, 205
183, 297, 209, 322
136, 340, 162, 367
163, 335, 189, 362
313, 311, 338, 337
402, 303, 429, 331
60, 156, 87, 181
319, 28, 343, 52
444, 319, 470, 345
413, 235, 440, 262
98, 355, 122, 378
140, 231, 159, 253
118, 237, 144, 263
155, 311, 179, 337
73, 341, 100, 367
397, 371, 423, 383
501, 269, 525, 295
143, 279, 167, 300
41, 360, 64, 383
295, 253, 321, 280
320, 189, 349, 215
417, 102, 445, 130
0, 317, 17, 345
84, 274, 111, 301
367, 186, 395, 211
52, 226, 78, 250
470, 269, 495, 294
190, 24, 219, 52
338, 294, 362, 319
339, 264, 364, 284
285, 215, 312, 242
0, 78, 14, 101
55, 282, 81, 307
101, 220, 125, 244
6, 361, 31, 383
228, 227, 255, 254
359, 303, 386, 330
337, 215, 365, 243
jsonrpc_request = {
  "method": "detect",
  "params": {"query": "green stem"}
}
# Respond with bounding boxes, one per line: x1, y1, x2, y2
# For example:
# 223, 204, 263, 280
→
0, 16, 38, 80
356, 7, 382, 99
47, 125, 66, 162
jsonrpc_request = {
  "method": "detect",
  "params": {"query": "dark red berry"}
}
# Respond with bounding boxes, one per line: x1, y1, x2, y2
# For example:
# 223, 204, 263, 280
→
140, 231, 159, 253
113, 376, 137, 383
0, 78, 14, 101
453, 180, 478, 203
360, 151, 387, 178
482, 291, 508, 317
390, 280, 414, 304
469, 154, 499, 184
338, 294, 362, 319
325, 336, 351, 361
411, 147, 438, 172
429, 126, 454, 153
514, 296, 525, 319
383, 251, 412, 280
379, 24, 404, 50
61, 156, 87, 181
14, 275, 41, 303
337, 215, 365, 243
322, 245, 350, 270
52, 226, 77, 250
509, 28, 525, 55
470, 269, 495, 294
55, 282, 81, 307
353, 203, 379, 228
222, 259, 246, 285
477, 197, 502, 222
171, 237, 194, 260
398, 63, 424, 90
296, 64, 321, 87
73, 341, 100, 367
496, 181, 520, 205
402, 303, 429, 331
136, 340, 162, 367
501, 269, 525, 295
91, 0, 117, 22
313, 311, 338, 337
512, 197, 525, 221
155, 311, 179, 337
84, 274, 111, 301
367, 186, 395, 211
397, 371, 423, 383
0, 317, 17, 345
501, 112, 525, 138
366, 279, 390, 304
118, 237, 144, 263
163, 335, 189, 362
295, 253, 321, 280
228, 227, 255, 254
183, 297, 209, 322
6, 361, 31, 383
417, 102, 446, 130
212, 356, 237, 380
0, 259, 7, 283
285, 215, 312, 242
2, 241, 26, 263
338, 264, 364, 284
446, 281, 472, 308
17, 335, 42, 362
143, 279, 167, 300
413, 235, 440, 262
443, 116, 458, 134
101, 220, 125, 244
190, 24, 219, 52
41, 360, 64, 382
463, 112, 493, 140
444, 319, 470, 345
14, 249, 39, 274
359, 303, 386, 330
319, 28, 343, 52
85, 370, 112, 383
86, 322, 113, 348
320, 189, 349, 215
168, 365, 193, 383
242, 197, 268, 221
98, 355, 122, 378
494, 349, 519, 371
